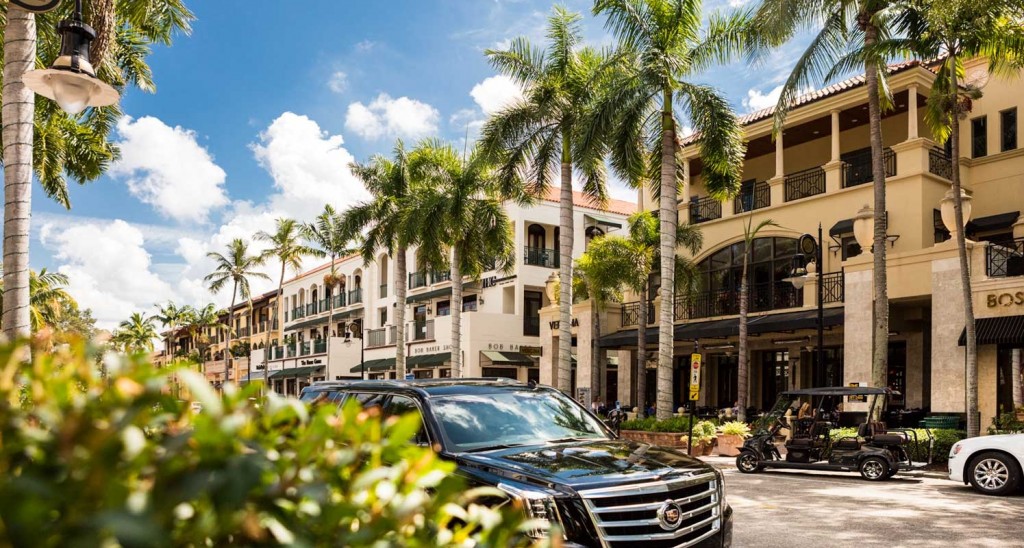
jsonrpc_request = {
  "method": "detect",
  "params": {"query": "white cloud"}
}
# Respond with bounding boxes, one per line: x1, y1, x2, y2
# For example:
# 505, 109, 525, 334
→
109, 116, 229, 223
354, 39, 376, 52
729, 0, 749, 7
469, 75, 524, 115
41, 220, 177, 330
253, 112, 370, 220
743, 84, 784, 112
327, 71, 348, 94
344, 93, 440, 140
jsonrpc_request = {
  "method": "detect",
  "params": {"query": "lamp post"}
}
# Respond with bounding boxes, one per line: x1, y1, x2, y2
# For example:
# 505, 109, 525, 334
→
787, 224, 827, 385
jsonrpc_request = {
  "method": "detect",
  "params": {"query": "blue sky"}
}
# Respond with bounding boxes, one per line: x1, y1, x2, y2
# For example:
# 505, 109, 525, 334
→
31, 0, 810, 328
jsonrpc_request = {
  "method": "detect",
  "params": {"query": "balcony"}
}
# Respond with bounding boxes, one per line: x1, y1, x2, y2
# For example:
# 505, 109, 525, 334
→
348, 288, 363, 305
409, 272, 428, 289
291, 306, 305, 320
690, 195, 722, 224
673, 281, 803, 321
273, 346, 284, 360
286, 344, 297, 358
928, 147, 953, 180
320, 297, 331, 311
820, 271, 845, 304
313, 339, 328, 354
785, 167, 826, 201
305, 303, 317, 316
299, 341, 311, 356
379, 283, 388, 298
431, 270, 451, 284
733, 181, 769, 215
524, 246, 559, 268
411, 319, 434, 341
333, 293, 346, 308
620, 301, 656, 327
986, 238, 1024, 277
842, 147, 896, 188
366, 327, 388, 348
236, 326, 250, 338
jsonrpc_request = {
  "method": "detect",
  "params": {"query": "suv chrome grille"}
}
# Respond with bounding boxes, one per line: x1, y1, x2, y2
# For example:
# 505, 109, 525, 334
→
578, 472, 720, 548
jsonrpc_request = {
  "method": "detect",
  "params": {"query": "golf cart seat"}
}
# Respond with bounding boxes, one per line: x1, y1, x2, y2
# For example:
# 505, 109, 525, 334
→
834, 437, 861, 451
857, 421, 887, 438
787, 438, 815, 448
870, 433, 905, 446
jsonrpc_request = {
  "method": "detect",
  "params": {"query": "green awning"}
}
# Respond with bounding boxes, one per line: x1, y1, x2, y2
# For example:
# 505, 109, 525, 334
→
268, 365, 324, 379
482, 350, 535, 366
408, 352, 451, 367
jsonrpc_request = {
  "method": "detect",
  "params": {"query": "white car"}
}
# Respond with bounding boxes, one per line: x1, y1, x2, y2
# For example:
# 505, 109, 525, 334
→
948, 434, 1024, 496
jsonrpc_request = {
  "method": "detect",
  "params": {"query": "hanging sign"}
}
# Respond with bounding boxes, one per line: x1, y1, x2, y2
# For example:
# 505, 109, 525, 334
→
689, 353, 702, 401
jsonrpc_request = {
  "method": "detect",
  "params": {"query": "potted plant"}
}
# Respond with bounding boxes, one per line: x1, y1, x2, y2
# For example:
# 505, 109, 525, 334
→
716, 421, 751, 457
680, 421, 717, 456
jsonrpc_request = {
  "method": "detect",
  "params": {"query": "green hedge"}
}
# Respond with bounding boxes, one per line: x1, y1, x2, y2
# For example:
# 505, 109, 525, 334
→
619, 416, 720, 433
829, 427, 965, 464
0, 339, 538, 547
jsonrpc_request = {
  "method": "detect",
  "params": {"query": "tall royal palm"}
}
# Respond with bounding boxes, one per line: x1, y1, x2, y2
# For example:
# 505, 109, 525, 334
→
753, 0, 899, 397
594, 0, 747, 418
154, 301, 190, 359
406, 140, 518, 378
480, 7, 610, 393
737, 216, 779, 422
255, 218, 323, 363
113, 312, 159, 354
897, 0, 1024, 436
185, 303, 222, 373
343, 141, 415, 378
1, 1, 193, 339
303, 206, 349, 377
204, 239, 269, 384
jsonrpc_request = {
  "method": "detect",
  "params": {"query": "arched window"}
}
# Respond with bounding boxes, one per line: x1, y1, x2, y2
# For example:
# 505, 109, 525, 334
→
527, 224, 545, 250
693, 237, 802, 317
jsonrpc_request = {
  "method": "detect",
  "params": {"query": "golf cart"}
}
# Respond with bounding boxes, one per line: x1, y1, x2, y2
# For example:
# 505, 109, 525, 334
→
736, 387, 934, 481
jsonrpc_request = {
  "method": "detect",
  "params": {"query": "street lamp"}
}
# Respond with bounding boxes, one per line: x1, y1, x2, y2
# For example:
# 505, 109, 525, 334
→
22, 0, 119, 114
786, 225, 828, 385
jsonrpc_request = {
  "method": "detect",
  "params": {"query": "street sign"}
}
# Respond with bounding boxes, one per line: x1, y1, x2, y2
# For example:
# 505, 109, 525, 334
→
689, 353, 702, 401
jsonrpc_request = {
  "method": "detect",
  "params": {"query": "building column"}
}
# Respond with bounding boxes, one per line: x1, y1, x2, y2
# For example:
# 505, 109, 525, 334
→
830, 110, 841, 162
680, 157, 692, 224
908, 85, 919, 139
930, 255, 966, 413
906, 331, 925, 408
575, 300, 596, 407
769, 132, 786, 205
824, 111, 844, 193
617, 349, 633, 407
843, 268, 874, 412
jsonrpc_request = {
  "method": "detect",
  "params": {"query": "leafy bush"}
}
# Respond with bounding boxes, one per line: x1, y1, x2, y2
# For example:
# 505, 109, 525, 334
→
619, 415, 722, 433
0, 339, 541, 547
719, 421, 751, 438
988, 412, 1024, 435
828, 427, 964, 464
692, 420, 718, 443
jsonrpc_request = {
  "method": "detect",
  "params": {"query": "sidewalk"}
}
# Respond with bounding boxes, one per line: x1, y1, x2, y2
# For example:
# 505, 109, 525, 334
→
696, 454, 949, 480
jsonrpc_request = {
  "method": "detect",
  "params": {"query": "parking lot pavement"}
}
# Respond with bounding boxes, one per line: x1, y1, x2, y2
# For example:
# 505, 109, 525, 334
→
719, 467, 1024, 547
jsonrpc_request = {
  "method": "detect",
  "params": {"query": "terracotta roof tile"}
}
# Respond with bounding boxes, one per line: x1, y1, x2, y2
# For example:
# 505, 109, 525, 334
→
541, 186, 638, 216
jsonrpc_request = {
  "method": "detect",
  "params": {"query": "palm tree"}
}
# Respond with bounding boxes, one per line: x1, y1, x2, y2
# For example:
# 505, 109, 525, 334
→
302, 205, 350, 377
593, 0, 747, 418
255, 218, 323, 363
896, 0, 1024, 436
1, 268, 75, 333
1, 2, 193, 339
574, 238, 631, 406
184, 303, 223, 373
154, 301, 190, 359
480, 6, 611, 394
343, 141, 416, 378
204, 239, 269, 384
405, 139, 518, 378
752, 0, 902, 399
736, 216, 779, 422
113, 312, 159, 354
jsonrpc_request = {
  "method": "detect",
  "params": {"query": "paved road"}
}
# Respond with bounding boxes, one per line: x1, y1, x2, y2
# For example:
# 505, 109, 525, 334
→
720, 467, 1024, 547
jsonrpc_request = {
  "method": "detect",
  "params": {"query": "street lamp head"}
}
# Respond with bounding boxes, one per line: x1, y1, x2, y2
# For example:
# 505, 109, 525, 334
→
852, 204, 875, 251
23, 16, 119, 114
9, 0, 61, 12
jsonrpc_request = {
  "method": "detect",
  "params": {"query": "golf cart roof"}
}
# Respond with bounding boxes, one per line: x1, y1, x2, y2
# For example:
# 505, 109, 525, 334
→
782, 387, 892, 397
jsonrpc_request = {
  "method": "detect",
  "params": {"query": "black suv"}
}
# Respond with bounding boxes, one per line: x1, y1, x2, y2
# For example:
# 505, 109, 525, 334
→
299, 378, 732, 548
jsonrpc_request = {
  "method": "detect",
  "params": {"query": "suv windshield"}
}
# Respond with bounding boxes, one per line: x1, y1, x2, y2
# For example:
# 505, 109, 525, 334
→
430, 389, 609, 452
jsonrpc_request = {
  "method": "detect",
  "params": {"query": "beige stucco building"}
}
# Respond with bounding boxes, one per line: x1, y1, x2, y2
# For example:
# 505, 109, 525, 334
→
540, 58, 1024, 431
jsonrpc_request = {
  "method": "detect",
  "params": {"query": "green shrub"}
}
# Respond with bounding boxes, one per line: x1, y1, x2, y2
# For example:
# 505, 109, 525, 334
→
0, 339, 541, 547
720, 421, 751, 438
692, 420, 718, 443
988, 412, 1024, 435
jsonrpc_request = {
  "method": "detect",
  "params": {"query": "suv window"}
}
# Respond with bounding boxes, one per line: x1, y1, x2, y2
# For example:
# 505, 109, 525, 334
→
347, 392, 385, 412
384, 394, 430, 446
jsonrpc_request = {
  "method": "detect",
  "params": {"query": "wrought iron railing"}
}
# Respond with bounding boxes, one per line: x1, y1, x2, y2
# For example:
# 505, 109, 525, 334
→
313, 339, 327, 354
367, 328, 388, 348
236, 326, 250, 338
273, 346, 284, 360
842, 147, 896, 187
305, 303, 317, 316
986, 238, 1024, 277
333, 294, 346, 308
388, 325, 398, 345
409, 272, 428, 289
620, 301, 656, 327
320, 298, 331, 311
820, 271, 845, 304
733, 181, 770, 214
411, 320, 434, 341
432, 270, 451, 284
348, 288, 363, 304
673, 281, 803, 321
291, 306, 305, 320
299, 341, 311, 356
929, 147, 953, 180
287, 344, 296, 358
524, 246, 559, 268
785, 167, 826, 201
689, 196, 722, 224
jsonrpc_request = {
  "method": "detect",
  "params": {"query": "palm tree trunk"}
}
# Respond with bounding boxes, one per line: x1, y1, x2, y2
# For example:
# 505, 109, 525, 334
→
592, 299, 601, 404
2, 7, 36, 340
558, 135, 574, 394
637, 285, 648, 412
657, 89, 677, 420
228, 284, 237, 385
395, 245, 408, 378
325, 262, 335, 378
948, 62, 979, 437
451, 247, 463, 377
863, 19, 889, 409
738, 238, 750, 423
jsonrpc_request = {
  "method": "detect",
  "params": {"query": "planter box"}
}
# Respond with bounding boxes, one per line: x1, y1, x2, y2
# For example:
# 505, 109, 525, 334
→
716, 434, 744, 457
619, 430, 687, 448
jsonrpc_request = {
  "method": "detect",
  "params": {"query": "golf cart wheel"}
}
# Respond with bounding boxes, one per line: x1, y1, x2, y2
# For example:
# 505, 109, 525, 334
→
968, 451, 1021, 496
859, 456, 889, 481
736, 451, 763, 474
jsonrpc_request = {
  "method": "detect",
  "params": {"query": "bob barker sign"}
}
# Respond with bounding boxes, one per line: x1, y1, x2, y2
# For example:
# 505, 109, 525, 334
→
986, 291, 1024, 308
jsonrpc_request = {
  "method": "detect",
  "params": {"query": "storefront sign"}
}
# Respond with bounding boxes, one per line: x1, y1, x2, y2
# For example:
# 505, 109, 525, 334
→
412, 344, 451, 355
300, 359, 323, 366
689, 354, 701, 401
485, 342, 540, 354
255, 363, 265, 371
548, 318, 580, 330
985, 291, 1024, 308
482, 274, 517, 288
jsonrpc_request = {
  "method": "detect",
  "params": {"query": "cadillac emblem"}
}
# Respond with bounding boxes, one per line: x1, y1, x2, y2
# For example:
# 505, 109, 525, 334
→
656, 500, 684, 530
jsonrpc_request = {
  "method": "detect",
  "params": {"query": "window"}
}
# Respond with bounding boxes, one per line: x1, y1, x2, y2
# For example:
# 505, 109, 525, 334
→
436, 300, 451, 317
524, 291, 542, 336
348, 392, 385, 412
379, 307, 388, 327
694, 237, 802, 316
1001, 108, 1017, 152
972, 116, 988, 158
933, 209, 951, 244
841, 236, 862, 261
527, 224, 545, 249
462, 295, 478, 312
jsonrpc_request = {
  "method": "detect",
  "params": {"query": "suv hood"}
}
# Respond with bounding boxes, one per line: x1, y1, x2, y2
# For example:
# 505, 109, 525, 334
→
457, 438, 713, 490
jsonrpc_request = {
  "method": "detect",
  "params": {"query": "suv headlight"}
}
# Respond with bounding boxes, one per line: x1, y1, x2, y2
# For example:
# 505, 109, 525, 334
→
497, 483, 563, 539
717, 469, 728, 513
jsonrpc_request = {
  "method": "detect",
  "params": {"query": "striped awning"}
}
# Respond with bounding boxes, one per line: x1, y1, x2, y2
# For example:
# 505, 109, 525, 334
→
482, 351, 535, 366
959, 315, 1024, 346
